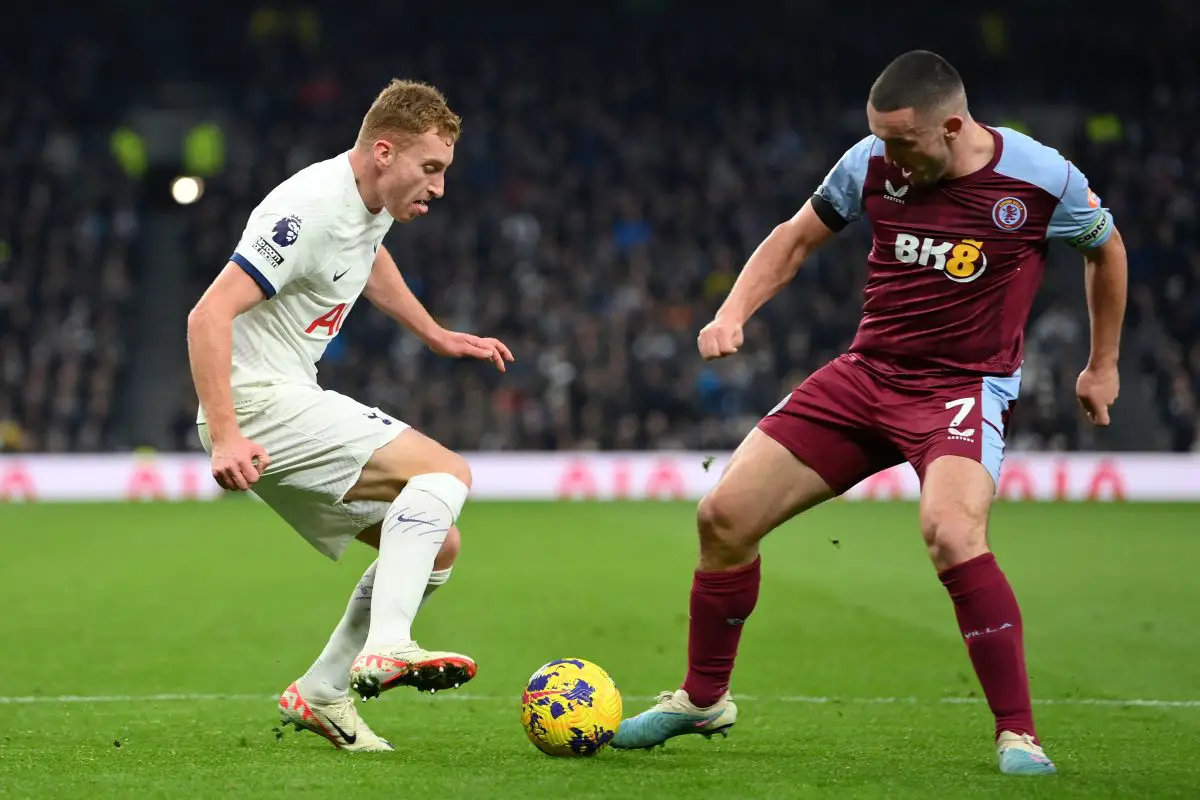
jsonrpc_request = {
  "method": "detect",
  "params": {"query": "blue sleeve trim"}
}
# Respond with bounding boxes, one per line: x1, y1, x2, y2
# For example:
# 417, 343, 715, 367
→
231, 253, 277, 299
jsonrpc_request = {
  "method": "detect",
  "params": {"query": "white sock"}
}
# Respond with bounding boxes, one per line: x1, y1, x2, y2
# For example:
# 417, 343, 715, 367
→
420, 567, 453, 608
365, 473, 469, 647
297, 560, 377, 700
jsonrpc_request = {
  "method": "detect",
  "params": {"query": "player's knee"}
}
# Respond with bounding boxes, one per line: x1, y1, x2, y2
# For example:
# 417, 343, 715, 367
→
399, 451, 472, 493
438, 451, 472, 489
696, 492, 755, 562
920, 509, 988, 570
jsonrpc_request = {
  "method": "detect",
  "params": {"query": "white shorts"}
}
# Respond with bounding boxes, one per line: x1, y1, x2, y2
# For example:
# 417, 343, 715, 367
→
197, 387, 408, 561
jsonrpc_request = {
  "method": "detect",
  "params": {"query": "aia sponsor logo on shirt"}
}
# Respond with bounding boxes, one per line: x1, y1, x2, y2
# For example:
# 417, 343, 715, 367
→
306, 303, 347, 336
894, 234, 988, 283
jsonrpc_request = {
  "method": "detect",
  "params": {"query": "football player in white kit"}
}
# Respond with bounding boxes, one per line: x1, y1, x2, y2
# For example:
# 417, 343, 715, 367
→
187, 79, 513, 752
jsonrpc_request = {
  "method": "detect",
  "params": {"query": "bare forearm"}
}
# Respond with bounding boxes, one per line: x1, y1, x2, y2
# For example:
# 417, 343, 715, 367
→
1084, 248, 1127, 369
187, 308, 239, 442
717, 224, 807, 324
367, 279, 441, 342
365, 248, 443, 343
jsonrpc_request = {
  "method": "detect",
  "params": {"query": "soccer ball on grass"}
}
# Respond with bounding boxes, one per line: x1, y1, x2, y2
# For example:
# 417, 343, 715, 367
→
520, 658, 622, 757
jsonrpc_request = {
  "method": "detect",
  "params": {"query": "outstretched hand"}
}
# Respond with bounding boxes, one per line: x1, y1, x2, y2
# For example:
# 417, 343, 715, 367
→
430, 330, 515, 372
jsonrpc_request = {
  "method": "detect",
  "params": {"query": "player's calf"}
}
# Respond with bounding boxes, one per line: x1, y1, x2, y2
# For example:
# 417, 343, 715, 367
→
433, 524, 460, 570
347, 430, 477, 701
922, 456, 1040, 750
679, 431, 830, 708
356, 522, 461, 571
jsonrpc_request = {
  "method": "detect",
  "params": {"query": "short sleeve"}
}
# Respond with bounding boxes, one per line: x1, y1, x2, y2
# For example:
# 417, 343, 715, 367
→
1047, 163, 1114, 249
811, 135, 875, 232
229, 209, 315, 298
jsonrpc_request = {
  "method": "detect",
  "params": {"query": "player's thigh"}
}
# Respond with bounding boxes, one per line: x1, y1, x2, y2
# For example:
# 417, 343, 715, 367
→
344, 427, 471, 505
906, 374, 1020, 567
918, 457, 994, 569
219, 389, 415, 560
901, 371, 1019, 491
756, 356, 905, 498
699, 428, 835, 547
705, 363, 904, 546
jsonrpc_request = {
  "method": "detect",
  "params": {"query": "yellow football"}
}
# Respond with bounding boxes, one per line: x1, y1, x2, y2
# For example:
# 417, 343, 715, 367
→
520, 658, 622, 757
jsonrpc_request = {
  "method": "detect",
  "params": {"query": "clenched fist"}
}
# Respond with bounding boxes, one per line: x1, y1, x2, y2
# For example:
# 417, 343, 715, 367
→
698, 317, 744, 361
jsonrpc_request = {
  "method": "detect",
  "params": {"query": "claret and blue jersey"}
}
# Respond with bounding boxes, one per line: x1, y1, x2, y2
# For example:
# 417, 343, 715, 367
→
811, 126, 1115, 378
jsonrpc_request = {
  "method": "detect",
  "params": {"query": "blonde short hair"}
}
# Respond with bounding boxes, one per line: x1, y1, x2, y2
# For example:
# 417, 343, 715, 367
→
357, 79, 462, 146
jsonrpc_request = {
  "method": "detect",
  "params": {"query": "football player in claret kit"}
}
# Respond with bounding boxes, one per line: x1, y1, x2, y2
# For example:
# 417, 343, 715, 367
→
613, 51, 1127, 776
187, 79, 514, 752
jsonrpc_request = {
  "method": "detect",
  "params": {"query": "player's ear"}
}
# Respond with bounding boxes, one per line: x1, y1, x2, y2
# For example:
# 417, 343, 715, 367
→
373, 139, 393, 168
942, 115, 965, 140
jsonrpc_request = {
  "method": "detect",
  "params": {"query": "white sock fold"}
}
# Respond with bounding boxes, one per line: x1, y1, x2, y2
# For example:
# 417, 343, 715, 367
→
297, 560, 377, 700
365, 473, 469, 647
420, 567, 453, 608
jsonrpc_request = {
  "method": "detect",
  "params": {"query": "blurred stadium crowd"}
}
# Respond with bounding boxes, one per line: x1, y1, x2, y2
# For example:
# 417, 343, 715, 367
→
1, 2, 1197, 454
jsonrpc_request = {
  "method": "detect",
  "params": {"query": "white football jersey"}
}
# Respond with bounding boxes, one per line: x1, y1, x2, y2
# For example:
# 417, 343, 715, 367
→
199, 152, 394, 421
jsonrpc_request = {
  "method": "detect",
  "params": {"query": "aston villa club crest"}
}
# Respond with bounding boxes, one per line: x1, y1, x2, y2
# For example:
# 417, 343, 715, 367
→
992, 196, 1027, 231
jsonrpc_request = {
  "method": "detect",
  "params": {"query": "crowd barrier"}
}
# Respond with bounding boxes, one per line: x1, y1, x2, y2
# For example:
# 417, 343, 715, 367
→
0, 452, 1196, 502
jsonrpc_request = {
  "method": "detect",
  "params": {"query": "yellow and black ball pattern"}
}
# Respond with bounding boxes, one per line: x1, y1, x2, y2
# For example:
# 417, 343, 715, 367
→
520, 658, 622, 757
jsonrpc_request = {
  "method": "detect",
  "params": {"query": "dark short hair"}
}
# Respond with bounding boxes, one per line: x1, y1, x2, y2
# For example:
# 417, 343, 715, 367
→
868, 50, 964, 113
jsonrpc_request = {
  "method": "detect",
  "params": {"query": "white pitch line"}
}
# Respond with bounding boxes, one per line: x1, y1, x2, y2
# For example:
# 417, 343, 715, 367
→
1, 693, 1198, 708
0, 693, 271, 705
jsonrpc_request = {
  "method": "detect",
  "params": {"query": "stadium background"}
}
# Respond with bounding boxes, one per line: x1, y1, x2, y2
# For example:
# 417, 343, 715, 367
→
2, 2, 1199, 798
2, 0, 1199, 461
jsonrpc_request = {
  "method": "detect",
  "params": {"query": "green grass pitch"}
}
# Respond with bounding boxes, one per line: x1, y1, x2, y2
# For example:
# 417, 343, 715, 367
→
1, 500, 1198, 798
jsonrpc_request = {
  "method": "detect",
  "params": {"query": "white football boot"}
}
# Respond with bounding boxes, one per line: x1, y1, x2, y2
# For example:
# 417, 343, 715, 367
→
278, 681, 393, 752
349, 643, 477, 700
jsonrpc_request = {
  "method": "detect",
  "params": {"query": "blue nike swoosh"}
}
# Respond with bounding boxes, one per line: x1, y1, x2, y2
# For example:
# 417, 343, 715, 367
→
387, 515, 440, 532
